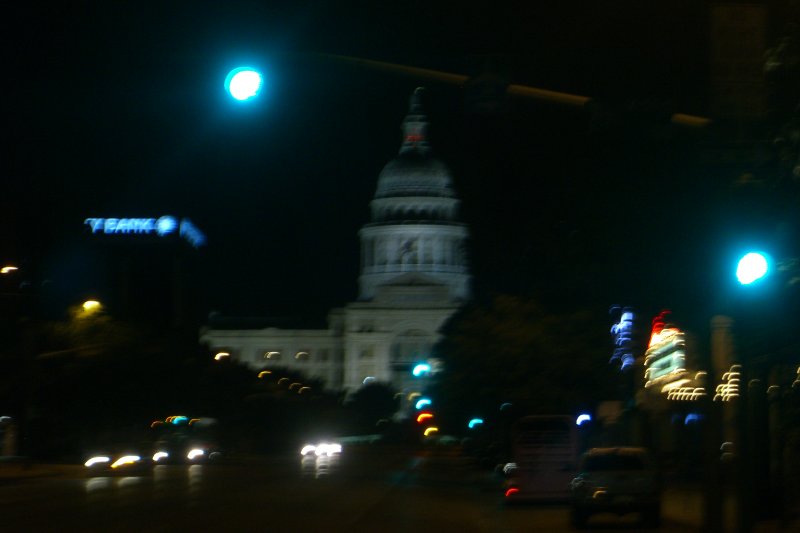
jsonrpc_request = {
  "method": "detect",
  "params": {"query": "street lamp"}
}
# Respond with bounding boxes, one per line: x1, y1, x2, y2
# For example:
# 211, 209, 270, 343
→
468, 418, 484, 429
415, 398, 432, 409
412, 363, 431, 377
723, 249, 776, 532
736, 252, 770, 285
82, 300, 101, 312
224, 67, 263, 102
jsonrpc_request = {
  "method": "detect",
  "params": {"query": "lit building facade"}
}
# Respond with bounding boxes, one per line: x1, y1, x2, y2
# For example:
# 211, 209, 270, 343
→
641, 310, 706, 403
200, 88, 471, 396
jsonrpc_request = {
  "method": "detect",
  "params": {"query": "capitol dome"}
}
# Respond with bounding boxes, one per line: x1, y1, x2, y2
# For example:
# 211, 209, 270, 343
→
375, 152, 456, 199
358, 87, 471, 302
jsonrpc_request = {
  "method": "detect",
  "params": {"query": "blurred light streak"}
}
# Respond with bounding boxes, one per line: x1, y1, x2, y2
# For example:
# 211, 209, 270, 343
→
314, 443, 342, 456
684, 413, 702, 424
714, 365, 741, 401
301, 445, 316, 456
84, 456, 110, 467
412, 363, 431, 377
416, 413, 433, 423
111, 455, 140, 469
187, 449, 205, 460
667, 387, 707, 401
415, 398, 432, 409
468, 418, 484, 429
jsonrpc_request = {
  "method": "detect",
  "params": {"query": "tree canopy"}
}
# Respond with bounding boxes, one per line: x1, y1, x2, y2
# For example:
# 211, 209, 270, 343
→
429, 295, 621, 430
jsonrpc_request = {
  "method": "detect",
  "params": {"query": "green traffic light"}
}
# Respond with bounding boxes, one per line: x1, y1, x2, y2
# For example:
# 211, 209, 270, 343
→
736, 252, 769, 285
225, 67, 263, 101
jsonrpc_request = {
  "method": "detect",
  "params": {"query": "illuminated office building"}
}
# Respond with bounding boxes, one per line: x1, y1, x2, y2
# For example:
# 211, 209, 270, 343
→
200, 88, 471, 395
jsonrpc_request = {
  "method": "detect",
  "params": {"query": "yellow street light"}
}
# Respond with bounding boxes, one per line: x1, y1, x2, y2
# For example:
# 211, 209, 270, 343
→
82, 300, 101, 311
81, 300, 102, 315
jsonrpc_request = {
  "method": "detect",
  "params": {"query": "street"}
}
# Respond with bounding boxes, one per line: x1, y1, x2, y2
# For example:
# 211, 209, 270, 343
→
0, 447, 707, 532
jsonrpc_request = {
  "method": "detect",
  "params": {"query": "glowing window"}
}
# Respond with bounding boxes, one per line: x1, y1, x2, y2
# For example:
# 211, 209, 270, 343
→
264, 351, 282, 360
295, 351, 310, 361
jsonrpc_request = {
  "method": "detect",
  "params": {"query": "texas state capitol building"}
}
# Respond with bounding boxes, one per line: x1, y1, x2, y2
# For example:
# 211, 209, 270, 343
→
200, 88, 471, 399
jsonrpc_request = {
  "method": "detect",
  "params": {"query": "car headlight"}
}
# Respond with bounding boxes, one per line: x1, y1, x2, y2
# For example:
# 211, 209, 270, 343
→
187, 448, 205, 461
152, 451, 169, 462
302, 442, 342, 457
300, 444, 317, 456
110, 455, 141, 469
84, 456, 111, 467
314, 443, 342, 456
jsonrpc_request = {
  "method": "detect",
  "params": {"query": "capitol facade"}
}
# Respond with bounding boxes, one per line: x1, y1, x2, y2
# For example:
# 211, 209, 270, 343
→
200, 88, 471, 398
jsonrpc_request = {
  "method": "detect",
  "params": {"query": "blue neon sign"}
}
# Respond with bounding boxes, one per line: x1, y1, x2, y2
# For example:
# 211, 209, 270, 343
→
84, 216, 206, 248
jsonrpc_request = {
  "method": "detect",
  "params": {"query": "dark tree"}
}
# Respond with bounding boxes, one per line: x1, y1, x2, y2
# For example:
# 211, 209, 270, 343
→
429, 295, 620, 430
345, 381, 399, 433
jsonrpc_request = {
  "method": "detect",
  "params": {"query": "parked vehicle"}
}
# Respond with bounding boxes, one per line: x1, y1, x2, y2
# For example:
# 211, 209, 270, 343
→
569, 446, 661, 528
502, 415, 578, 502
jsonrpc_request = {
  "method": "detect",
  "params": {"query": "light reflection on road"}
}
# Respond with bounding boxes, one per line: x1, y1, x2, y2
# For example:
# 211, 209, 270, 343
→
188, 464, 203, 503
84, 476, 111, 494
301, 454, 340, 478
84, 476, 143, 493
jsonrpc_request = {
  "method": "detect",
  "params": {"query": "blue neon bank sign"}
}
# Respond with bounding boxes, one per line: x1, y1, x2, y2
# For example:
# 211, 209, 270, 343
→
84, 216, 206, 248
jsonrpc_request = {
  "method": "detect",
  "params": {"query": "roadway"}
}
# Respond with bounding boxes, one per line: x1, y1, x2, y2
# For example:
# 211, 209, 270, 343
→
0, 447, 720, 532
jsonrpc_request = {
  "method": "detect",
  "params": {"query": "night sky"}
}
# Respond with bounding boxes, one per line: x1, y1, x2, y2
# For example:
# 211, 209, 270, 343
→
3, 2, 771, 337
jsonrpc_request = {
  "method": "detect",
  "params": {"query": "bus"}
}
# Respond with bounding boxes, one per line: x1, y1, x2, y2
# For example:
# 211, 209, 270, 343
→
503, 415, 578, 502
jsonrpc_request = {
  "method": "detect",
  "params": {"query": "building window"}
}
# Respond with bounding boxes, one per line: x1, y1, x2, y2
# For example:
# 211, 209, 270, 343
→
359, 347, 374, 360
319, 349, 329, 362
295, 351, 310, 362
